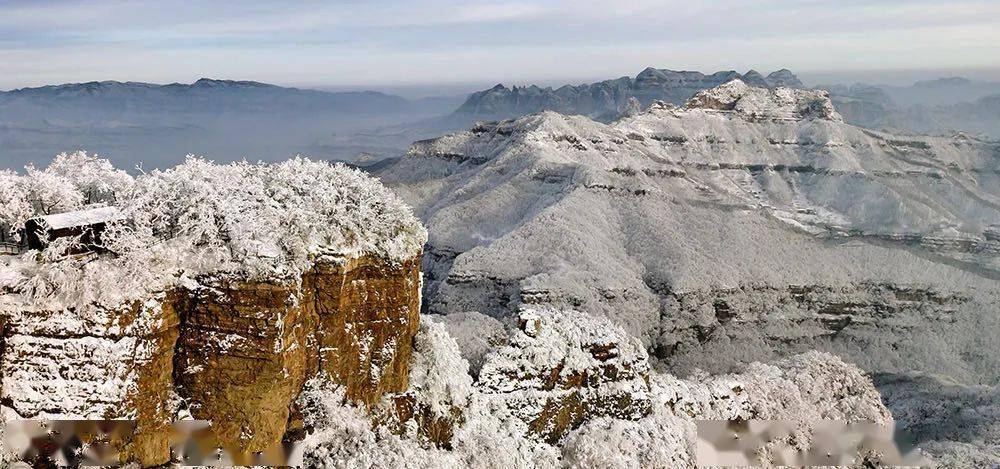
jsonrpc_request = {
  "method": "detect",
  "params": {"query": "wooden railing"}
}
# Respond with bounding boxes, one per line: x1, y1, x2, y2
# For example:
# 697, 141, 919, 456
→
0, 242, 21, 255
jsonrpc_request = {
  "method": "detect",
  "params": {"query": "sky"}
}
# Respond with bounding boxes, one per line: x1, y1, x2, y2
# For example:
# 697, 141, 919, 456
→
2, 0, 1000, 94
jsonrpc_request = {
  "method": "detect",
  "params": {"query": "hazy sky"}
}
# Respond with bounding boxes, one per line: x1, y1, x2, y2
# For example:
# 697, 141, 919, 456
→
2, 0, 1000, 92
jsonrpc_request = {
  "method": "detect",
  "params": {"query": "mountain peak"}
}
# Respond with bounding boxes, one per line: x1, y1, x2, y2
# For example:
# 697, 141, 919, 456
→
636, 67, 668, 80
765, 69, 804, 88
741, 70, 770, 87
913, 76, 973, 88
685, 80, 841, 121
191, 78, 275, 88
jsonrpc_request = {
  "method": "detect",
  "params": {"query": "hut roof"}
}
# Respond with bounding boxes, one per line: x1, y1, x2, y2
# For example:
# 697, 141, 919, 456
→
34, 206, 123, 230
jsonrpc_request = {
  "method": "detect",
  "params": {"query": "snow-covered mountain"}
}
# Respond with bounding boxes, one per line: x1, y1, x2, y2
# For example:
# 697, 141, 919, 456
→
341, 68, 810, 168
376, 80, 1000, 464
455, 68, 804, 122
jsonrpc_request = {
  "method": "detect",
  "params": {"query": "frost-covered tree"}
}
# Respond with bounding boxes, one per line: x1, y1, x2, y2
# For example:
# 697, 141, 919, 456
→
0, 170, 32, 243
21, 164, 84, 216
44, 151, 133, 205
0, 152, 133, 244
0, 154, 427, 311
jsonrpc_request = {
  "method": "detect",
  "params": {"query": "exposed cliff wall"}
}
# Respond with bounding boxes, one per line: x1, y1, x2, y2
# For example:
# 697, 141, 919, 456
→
305, 255, 422, 405
0, 253, 422, 466
174, 254, 421, 460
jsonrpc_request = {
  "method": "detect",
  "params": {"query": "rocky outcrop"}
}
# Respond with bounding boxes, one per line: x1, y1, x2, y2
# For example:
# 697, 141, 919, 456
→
305, 255, 422, 406
454, 67, 805, 122
0, 253, 422, 466
477, 307, 652, 443
372, 319, 473, 449
684, 79, 842, 121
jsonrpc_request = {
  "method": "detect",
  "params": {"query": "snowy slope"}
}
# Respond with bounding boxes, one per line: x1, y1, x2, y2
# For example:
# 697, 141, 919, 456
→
380, 81, 999, 316
376, 80, 1000, 461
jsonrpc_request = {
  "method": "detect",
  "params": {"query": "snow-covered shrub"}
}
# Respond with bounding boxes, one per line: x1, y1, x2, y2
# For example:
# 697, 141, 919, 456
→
647, 351, 892, 464
296, 376, 457, 469
403, 318, 474, 415
560, 414, 695, 469
432, 311, 507, 376
448, 405, 562, 469
0, 154, 427, 312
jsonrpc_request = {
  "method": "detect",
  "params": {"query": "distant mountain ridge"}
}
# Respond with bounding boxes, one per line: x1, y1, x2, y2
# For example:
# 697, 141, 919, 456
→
1, 78, 410, 114
823, 78, 1000, 138
454, 68, 804, 122
0, 78, 460, 170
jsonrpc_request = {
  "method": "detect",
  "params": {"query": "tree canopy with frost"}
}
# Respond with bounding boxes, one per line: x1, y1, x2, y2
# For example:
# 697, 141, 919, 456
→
0, 153, 427, 312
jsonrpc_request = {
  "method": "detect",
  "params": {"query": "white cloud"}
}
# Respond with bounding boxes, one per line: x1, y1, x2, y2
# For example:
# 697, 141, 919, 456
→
0, 0, 998, 89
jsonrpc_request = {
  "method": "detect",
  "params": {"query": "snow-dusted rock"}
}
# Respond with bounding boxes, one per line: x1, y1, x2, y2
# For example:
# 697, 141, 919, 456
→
374, 318, 474, 447
684, 79, 842, 121
477, 307, 652, 443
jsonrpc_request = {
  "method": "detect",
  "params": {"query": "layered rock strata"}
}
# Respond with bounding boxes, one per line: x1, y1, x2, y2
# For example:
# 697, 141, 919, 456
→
0, 253, 422, 466
477, 307, 652, 443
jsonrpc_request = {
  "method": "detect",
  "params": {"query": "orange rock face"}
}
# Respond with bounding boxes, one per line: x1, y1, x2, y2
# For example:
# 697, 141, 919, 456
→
0, 253, 422, 467
173, 276, 314, 459
305, 255, 422, 406
173, 254, 422, 460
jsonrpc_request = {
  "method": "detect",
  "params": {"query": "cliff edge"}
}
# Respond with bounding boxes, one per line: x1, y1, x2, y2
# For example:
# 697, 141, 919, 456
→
0, 154, 426, 465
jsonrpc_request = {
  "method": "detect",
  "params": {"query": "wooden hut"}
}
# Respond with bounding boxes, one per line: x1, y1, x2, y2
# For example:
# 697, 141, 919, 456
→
24, 206, 123, 254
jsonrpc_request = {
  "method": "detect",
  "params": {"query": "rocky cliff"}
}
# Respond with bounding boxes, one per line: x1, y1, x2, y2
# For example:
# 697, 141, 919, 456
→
0, 156, 427, 466
1, 255, 421, 465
